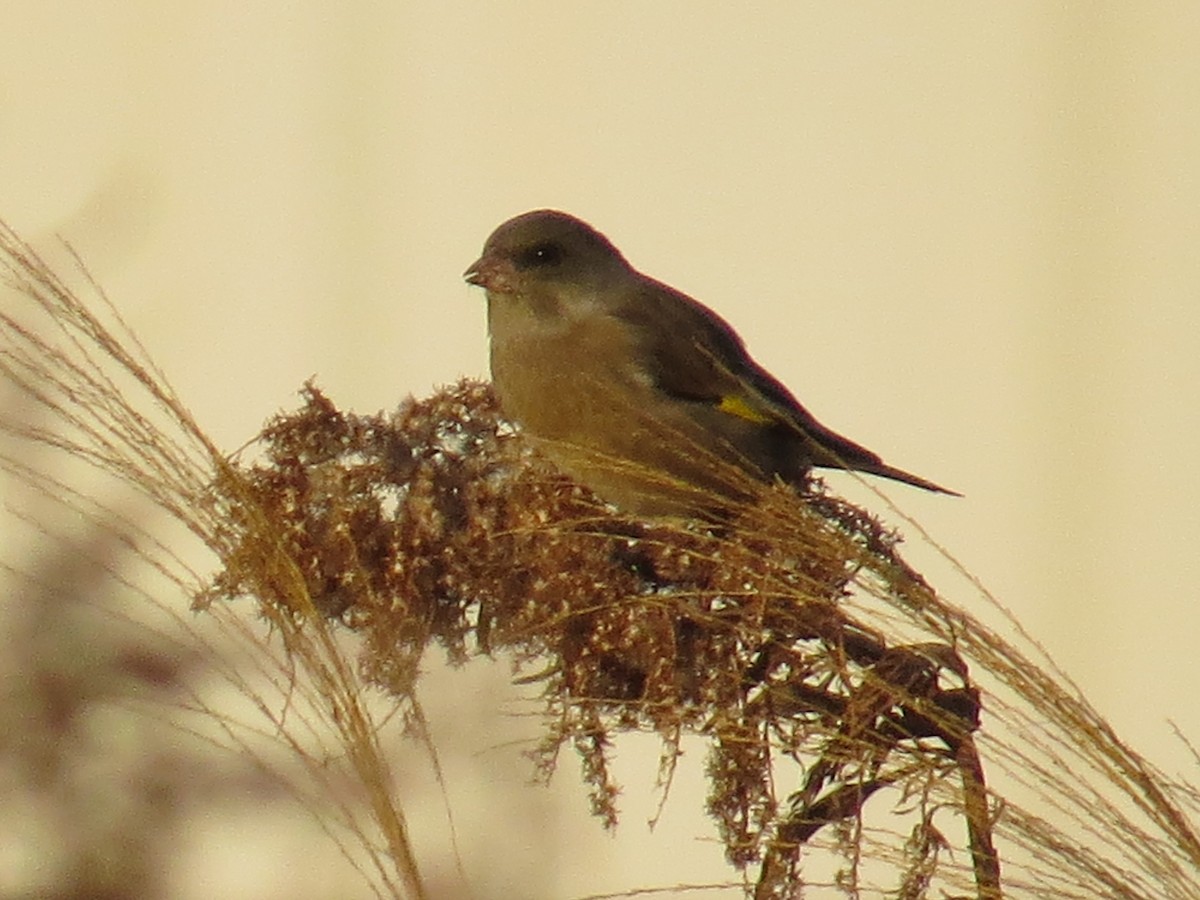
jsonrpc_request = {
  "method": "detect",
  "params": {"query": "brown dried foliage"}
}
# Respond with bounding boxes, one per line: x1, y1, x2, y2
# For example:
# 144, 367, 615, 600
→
208, 380, 994, 898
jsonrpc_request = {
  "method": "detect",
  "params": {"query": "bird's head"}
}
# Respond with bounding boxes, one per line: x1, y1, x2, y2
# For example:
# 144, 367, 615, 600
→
464, 210, 633, 311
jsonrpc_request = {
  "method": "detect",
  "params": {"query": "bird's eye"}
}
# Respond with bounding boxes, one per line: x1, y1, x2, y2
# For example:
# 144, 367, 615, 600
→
516, 242, 564, 269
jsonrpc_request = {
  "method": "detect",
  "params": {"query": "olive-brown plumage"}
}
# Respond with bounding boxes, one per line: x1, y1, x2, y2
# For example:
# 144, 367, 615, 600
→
465, 209, 956, 517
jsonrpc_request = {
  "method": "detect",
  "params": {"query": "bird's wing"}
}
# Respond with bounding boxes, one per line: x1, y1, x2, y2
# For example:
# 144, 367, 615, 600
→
612, 278, 958, 495
615, 278, 890, 469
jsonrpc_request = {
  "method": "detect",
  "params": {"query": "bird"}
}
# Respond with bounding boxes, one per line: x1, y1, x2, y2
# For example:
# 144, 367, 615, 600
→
464, 209, 957, 518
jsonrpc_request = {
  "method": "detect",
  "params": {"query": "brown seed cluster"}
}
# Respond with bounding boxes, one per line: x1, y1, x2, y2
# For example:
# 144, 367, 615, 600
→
207, 379, 988, 896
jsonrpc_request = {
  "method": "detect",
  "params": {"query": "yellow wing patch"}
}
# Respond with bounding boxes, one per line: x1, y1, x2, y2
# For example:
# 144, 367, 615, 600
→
717, 394, 776, 425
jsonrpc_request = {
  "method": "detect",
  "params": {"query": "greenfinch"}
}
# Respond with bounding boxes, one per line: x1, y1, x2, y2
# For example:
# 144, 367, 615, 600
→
466, 210, 956, 517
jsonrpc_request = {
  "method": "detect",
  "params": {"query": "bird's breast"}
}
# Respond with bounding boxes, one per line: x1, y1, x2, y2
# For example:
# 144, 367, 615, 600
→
488, 294, 651, 443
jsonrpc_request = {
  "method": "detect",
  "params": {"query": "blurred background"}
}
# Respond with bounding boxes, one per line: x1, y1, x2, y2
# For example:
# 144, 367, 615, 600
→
1, 3, 1198, 898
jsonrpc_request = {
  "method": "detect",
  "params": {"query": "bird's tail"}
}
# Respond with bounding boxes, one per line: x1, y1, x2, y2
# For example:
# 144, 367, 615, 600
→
847, 459, 961, 496
800, 425, 960, 495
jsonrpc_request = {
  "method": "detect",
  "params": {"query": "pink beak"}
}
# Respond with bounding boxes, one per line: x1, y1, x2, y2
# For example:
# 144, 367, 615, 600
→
463, 255, 516, 293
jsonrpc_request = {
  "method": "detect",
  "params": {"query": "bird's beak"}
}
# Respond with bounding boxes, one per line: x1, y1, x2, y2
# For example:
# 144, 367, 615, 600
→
463, 255, 516, 293
463, 257, 487, 287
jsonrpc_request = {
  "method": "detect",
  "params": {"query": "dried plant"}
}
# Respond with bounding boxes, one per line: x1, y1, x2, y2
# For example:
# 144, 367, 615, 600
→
2, 220, 1199, 899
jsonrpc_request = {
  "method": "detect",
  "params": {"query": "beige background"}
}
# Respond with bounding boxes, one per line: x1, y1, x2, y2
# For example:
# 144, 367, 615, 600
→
2, 4, 1198, 898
